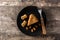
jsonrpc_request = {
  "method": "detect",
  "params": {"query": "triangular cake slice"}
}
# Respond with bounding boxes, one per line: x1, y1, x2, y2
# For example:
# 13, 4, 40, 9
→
27, 14, 38, 26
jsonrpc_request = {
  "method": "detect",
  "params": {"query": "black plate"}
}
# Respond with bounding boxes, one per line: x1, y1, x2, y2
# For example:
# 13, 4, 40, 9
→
17, 6, 46, 36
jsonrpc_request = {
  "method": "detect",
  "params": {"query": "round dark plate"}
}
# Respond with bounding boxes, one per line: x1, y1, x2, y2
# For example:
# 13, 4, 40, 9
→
17, 6, 46, 36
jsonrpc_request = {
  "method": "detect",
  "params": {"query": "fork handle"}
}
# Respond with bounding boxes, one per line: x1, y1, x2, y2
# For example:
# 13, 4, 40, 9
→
41, 18, 47, 35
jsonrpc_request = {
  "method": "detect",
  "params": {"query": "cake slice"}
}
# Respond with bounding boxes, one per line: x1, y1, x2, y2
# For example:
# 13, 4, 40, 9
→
27, 14, 38, 26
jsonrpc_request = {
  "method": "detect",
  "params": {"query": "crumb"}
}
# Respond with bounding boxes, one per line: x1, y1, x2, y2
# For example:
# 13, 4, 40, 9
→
31, 29, 33, 32
33, 27, 36, 31
26, 27, 28, 30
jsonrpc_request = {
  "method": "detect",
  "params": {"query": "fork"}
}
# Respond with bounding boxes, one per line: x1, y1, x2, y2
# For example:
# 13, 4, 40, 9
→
38, 9, 47, 35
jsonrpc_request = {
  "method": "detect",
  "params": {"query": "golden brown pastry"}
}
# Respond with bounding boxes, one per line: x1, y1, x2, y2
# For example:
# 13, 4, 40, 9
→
21, 14, 27, 20
21, 20, 27, 27
27, 14, 38, 26
33, 27, 36, 31
31, 29, 33, 32
26, 27, 28, 30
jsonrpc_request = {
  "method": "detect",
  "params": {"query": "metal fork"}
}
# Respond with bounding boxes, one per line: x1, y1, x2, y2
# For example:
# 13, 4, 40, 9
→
38, 9, 47, 35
